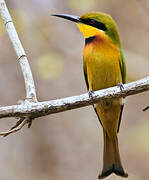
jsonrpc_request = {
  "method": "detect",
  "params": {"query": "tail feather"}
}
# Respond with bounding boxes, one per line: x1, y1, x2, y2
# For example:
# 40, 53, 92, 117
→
98, 130, 128, 179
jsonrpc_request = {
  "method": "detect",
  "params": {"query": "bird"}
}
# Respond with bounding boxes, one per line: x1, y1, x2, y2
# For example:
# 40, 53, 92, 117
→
52, 12, 128, 179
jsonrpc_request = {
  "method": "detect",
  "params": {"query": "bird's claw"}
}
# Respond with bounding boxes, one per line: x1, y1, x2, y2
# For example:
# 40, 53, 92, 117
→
117, 83, 124, 91
88, 90, 94, 100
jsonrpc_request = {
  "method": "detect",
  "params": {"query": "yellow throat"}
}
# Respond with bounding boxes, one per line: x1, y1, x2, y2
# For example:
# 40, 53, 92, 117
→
77, 23, 104, 39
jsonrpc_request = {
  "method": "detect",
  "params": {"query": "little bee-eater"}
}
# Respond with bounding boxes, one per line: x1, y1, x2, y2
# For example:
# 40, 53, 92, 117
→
52, 12, 128, 179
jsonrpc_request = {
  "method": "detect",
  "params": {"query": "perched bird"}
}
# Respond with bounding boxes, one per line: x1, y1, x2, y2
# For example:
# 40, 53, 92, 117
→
52, 12, 128, 179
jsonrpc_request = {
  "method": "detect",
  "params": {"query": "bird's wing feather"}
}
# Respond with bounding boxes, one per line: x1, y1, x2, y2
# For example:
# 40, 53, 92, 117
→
117, 48, 126, 132
117, 105, 124, 133
83, 60, 89, 90
119, 48, 126, 84
83, 59, 103, 126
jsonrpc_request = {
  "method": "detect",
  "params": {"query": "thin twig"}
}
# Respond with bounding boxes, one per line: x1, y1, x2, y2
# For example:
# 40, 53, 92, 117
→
0, 117, 28, 137
142, 106, 149, 111
0, 0, 37, 102
0, 77, 148, 121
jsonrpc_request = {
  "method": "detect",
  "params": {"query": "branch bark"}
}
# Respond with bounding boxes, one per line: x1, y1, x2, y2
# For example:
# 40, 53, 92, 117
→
0, 76, 149, 120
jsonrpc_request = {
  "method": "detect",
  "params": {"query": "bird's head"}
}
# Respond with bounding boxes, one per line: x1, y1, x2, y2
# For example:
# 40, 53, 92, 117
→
52, 12, 121, 46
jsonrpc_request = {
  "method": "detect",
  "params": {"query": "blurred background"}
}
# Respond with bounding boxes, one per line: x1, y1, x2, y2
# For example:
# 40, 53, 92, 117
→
0, 0, 149, 179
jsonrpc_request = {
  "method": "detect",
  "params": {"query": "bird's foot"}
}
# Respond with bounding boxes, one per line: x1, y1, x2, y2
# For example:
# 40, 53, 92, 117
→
88, 90, 94, 100
117, 83, 124, 91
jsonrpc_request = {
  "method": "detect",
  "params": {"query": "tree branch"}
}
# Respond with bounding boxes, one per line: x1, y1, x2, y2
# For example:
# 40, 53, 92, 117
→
1, 117, 27, 137
0, 0, 37, 102
143, 106, 149, 111
0, 77, 148, 120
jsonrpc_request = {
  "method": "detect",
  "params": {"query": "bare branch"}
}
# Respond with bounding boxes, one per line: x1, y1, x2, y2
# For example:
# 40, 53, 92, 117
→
0, 77, 148, 121
0, 0, 37, 102
143, 106, 149, 111
0, 117, 28, 137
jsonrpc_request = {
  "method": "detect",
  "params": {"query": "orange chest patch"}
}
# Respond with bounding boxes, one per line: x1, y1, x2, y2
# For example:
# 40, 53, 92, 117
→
83, 35, 119, 59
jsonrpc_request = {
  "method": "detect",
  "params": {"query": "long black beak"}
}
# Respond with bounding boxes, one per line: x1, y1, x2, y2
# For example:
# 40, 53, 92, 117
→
51, 14, 80, 23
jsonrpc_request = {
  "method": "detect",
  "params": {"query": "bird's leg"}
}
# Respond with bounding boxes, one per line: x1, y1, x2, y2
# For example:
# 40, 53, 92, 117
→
117, 83, 124, 91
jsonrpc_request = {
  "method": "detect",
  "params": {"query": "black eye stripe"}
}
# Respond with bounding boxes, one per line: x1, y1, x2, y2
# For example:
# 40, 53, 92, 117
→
80, 18, 107, 31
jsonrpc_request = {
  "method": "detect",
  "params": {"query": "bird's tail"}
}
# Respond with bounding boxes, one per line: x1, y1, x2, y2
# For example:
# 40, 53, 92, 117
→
98, 129, 128, 179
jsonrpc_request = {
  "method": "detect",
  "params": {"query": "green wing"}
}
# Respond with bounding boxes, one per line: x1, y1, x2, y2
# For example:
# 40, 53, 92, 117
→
118, 48, 127, 132
83, 59, 103, 126
83, 59, 89, 90
119, 48, 126, 84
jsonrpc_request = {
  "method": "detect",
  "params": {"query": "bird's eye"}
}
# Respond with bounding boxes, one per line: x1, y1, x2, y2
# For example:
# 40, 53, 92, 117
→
90, 19, 95, 24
